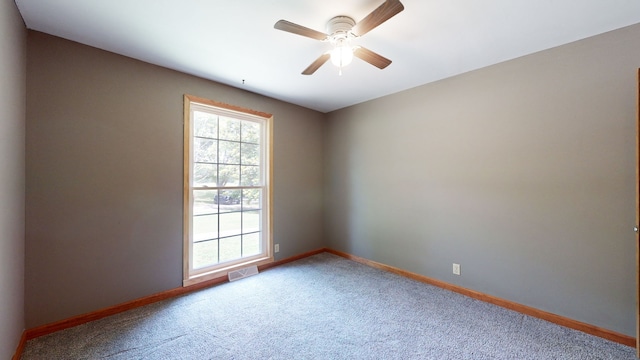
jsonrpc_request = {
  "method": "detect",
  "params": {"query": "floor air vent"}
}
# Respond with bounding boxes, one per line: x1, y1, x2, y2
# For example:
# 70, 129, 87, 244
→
228, 265, 259, 282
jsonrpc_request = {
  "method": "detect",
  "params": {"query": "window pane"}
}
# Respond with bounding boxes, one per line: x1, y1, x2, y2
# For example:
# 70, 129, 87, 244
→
217, 189, 241, 213
220, 212, 242, 238
219, 117, 241, 141
242, 121, 260, 144
193, 214, 218, 242
218, 165, 239, 187
242, 189, 261, 210
241, 143, 259, 165
194, 164, 217, 187
219, 140, 240, 165
220, 236, 242, 262
243, 233, 260, 257
194, 138, 217, 163
240, 166, 259, 186
243, 210, 260, 233
193, 239, 218, 269
194, 111, 218, 138
193, 190, 219, 215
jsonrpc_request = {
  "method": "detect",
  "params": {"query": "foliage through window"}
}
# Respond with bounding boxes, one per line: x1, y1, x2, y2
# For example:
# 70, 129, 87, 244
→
184, 95, 272, 285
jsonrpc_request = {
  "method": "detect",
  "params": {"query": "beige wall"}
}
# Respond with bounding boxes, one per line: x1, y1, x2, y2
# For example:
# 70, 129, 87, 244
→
0, 0, 26, 357
325, 24, 640, 336
25, 31, 325, 328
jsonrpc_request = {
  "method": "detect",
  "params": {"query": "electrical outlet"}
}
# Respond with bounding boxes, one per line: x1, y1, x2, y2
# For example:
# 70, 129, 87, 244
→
274, 244, 280, 253
453, 263, 461, 275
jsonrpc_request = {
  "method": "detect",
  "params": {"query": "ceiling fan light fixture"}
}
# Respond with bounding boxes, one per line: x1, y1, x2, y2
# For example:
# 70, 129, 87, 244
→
330, 42, 354, 68
326, 16, 356, 73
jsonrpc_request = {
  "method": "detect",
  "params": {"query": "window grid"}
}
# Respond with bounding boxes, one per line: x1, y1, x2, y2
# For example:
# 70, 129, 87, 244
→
191, 102, 272, 270
184, 96, 272, 283
190, 189, 261, 266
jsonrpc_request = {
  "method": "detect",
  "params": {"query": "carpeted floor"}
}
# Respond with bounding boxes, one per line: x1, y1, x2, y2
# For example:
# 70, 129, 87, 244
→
22, 253, 636, 359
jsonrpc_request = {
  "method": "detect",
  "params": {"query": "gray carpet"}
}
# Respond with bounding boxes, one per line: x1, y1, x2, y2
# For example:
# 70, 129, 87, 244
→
22, 253, 636, 359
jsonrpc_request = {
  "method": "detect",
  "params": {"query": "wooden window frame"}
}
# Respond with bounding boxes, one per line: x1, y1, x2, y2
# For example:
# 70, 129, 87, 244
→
183, 94, 273, 286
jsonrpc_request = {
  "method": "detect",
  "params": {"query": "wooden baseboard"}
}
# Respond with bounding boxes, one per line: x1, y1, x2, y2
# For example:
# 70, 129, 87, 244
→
12, 331, 27, 360
259, 248, 325, 271
325, 248, 636, 348
25, 248, 325, 340
23, 247, 636, 349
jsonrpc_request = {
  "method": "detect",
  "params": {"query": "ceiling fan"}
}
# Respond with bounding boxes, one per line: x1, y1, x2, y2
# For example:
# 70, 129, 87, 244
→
274, 0, 405, 75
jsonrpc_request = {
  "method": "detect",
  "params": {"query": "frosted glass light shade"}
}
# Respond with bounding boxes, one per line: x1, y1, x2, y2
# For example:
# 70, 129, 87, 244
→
330, 45, 353, 67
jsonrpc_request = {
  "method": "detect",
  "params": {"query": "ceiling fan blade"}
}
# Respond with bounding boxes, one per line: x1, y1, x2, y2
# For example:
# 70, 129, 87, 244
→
352, 0, 405, 37
353, 47, 392, 69
274, 20, 328, 41
302, 54, 331, 75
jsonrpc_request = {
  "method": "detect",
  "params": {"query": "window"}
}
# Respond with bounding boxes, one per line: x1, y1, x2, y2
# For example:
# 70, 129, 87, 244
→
183, 95, 272, 286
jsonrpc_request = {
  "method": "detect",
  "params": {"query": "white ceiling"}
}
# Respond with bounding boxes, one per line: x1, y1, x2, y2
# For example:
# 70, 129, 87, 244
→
15, 0, 640, 113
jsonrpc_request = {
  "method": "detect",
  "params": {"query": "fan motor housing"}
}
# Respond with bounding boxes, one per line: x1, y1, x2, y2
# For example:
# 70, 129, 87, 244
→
327, 16, 356, 36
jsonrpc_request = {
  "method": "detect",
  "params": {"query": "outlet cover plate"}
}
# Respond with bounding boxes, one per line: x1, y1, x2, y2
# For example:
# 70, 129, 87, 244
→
453, 263, 461, 275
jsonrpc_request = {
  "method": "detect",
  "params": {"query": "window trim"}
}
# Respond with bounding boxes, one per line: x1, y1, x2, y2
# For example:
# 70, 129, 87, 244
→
183, 94, 273, 287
